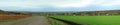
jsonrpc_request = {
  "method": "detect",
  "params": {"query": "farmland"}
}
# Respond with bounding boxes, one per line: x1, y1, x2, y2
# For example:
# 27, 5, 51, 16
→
0, 10, 30, 25
0, 10, 29, 20
51, 16, 120, 25
0, 15, 29, 20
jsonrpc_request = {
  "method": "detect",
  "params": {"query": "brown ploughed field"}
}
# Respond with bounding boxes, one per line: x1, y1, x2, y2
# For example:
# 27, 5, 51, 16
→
0, 15, 29, 20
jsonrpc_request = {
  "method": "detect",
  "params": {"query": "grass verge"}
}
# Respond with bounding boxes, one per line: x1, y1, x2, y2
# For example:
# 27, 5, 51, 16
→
48, 17, 68, 25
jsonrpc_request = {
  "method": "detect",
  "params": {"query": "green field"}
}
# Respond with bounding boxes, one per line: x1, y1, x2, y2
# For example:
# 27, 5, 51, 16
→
51, 16, 120, 25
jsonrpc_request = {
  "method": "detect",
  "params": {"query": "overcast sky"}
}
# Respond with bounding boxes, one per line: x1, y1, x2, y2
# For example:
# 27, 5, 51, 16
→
0, 0, 120, 12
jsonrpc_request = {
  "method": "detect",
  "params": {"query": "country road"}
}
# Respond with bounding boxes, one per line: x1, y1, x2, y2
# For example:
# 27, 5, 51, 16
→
0, 16, 49, 25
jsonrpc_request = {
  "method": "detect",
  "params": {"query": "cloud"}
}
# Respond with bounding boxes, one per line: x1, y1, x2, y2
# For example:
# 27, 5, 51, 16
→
50, 0, 95, 7
93, 0, 120, 6
0, 0, 94, 8
0, 0, 120, 12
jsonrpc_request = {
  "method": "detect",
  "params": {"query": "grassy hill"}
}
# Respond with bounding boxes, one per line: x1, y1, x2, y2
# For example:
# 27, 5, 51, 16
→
0, 10, 6, 14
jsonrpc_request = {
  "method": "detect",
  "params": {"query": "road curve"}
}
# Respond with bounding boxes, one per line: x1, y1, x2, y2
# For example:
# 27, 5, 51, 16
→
11, 16, 49, 25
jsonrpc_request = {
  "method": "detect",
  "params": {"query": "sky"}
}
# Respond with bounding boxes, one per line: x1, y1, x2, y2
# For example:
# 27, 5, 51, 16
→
0, 0, 120, 12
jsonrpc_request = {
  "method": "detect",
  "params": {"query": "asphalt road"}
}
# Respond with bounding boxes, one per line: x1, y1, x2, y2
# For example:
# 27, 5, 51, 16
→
0, 16, 49, 25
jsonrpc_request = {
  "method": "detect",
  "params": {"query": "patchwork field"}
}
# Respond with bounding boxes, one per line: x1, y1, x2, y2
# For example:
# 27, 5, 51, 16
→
51, 16, 120, 25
